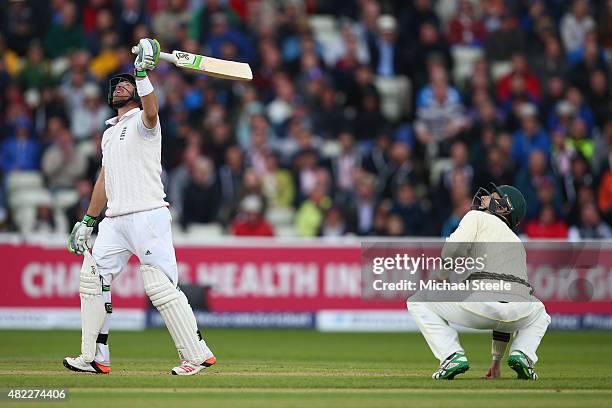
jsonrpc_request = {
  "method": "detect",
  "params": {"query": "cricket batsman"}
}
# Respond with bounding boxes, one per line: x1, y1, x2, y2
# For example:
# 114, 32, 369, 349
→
63, 38, 216, 376
408, 183, 550, 380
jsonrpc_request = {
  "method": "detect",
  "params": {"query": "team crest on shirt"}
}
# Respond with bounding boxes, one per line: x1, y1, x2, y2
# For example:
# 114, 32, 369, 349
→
119, 127, 127, 140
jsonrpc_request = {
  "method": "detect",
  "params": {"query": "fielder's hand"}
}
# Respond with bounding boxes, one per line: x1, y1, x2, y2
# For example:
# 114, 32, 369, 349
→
68, 215, 97, 255
134, 38, 160, 77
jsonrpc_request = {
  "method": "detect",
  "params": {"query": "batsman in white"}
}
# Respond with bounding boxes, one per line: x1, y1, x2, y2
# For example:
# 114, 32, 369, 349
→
63, 38, 216, 376
408, 183, 551, 380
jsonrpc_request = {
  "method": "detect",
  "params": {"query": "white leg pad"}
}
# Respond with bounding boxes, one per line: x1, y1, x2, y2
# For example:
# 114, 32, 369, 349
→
80, 252, 108, 362
140, 264, 206, 364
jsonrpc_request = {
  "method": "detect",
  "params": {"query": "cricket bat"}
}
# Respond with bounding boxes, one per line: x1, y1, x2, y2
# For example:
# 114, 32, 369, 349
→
131, 46, 252, 81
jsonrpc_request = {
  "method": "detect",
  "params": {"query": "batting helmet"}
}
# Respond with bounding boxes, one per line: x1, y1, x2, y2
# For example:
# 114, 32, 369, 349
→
107, 73, 140, 110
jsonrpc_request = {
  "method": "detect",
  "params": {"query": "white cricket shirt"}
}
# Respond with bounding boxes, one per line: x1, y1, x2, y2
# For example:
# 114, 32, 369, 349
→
102, 108, 168, 217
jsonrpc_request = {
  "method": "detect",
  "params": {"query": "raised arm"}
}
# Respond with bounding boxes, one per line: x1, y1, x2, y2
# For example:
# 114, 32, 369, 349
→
133, 38, 160, 129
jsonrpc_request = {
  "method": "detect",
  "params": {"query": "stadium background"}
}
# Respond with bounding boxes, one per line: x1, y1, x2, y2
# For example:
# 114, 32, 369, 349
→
0, 0, 611, 333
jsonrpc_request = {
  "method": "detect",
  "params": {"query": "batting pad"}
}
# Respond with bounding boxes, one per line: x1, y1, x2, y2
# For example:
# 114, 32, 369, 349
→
140, 264, 206, 364
80, 251, 108, 362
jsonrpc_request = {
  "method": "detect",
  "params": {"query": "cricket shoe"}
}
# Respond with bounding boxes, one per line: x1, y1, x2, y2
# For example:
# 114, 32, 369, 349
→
507, 350, 538, 380
63, 356, 111, 374
432, 352, 469, 380
171, 356, 217, 376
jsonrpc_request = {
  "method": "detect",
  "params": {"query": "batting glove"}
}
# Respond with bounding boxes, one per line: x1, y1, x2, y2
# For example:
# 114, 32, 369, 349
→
134, 38, 160, 78
68, 214, 97, 255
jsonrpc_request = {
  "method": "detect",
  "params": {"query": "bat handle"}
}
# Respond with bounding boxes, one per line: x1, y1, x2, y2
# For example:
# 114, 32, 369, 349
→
130, 46, 176, 64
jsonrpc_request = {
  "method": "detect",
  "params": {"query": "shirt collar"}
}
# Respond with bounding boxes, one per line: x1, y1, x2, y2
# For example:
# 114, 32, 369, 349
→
105, 108, 140, 126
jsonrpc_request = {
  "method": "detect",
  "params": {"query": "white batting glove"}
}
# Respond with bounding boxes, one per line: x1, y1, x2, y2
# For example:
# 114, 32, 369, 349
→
134, 38, 160, 76
68, 215, 97, 255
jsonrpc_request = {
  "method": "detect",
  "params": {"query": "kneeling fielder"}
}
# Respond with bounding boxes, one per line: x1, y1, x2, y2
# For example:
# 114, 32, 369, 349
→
64, 38, 215, 376
408, 184, 550, 380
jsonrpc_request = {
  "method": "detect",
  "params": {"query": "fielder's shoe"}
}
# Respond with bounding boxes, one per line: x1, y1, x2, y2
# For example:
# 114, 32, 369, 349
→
507, 350, 538, 380
432, 352, 469, 380
171, 356, 217, 376
63, 356, 111, 374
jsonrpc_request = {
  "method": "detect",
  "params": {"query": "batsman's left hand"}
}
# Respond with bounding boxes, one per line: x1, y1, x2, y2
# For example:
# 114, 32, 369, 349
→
68, 215, 96, 255
134, 38, 160, 73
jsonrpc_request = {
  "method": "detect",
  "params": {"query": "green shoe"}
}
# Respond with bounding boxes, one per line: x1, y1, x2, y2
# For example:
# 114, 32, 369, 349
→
507, 350, 538, 380
432, 352, 469, 380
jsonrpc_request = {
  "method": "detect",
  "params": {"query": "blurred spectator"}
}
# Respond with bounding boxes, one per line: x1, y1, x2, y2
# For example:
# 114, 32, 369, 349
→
586, 70, 610, 129
515, 150, 559, 220
318, 206, 348, 237
343, 172, 378, 235
441, 196, 472, 237
474, 144, 515, 188
384, 213, 405, 237
181, 156, 220, 228
295, 183, 332, 237
532, 37, 567, 84
332, 132, 360, 201
446, 0, 486, 46
569, 203, 612, 239
117, 0, 148, 44
368, 15, 409, 77
190, 0, 240, 46
485, 13, 524, 62
566, 119, 594, 160
560, 0, 595, 54
66, 179, 93, 227
261, 151, 295, 210
569, 32, 607, 90
1, 118, 40, 173
17, 41, 51, 90
593, 120, 612, 175
153, 0, 190, 48
497, 53, 541, 103
41, 128, 87, 190
71, 84, 111, 142
33, 203, 57, 234
207, 13, 253, 63
89, 32, 120, 80
439, 140, 474, 197
167, 144, 200, 221
230, 194, 274, 236
411, 23, 453, 87
415, 68, 468, 159
525, 204, 569, 239
599, 168, 612, 224
3, 0, 43, 55
391, 183, 427, 236
511, 103, 549, 168
43, 2, 86, 58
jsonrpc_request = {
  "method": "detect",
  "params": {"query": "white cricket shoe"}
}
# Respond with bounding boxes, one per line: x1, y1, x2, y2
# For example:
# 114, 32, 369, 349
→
63, 355, 111, 374
171, 356, 217, 376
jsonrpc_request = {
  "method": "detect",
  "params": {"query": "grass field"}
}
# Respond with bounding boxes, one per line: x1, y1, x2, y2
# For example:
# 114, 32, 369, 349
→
1, 329, 611, 407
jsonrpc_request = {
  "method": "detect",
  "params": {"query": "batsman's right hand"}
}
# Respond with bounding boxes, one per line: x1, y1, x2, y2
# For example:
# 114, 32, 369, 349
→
68, 215, 97, 255
134, 38, 160, 73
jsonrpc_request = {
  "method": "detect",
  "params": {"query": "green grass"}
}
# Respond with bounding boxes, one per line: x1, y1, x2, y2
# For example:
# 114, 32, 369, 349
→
0, 329, 611, 407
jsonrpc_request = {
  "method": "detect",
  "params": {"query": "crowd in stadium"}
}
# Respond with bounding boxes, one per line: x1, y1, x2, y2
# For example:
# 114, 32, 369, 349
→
0, 0, 611, 239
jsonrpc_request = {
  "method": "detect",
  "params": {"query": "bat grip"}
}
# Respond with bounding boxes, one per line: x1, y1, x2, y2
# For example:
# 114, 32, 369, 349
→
130, 46, 175, 64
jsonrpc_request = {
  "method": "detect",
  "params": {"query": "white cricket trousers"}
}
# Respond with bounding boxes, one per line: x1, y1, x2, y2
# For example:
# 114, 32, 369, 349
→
407, 301, 551, 364
93, 206, 178, 285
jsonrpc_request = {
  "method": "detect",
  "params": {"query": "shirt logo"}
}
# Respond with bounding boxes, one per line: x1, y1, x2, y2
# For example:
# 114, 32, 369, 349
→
119, 127, 127, 140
